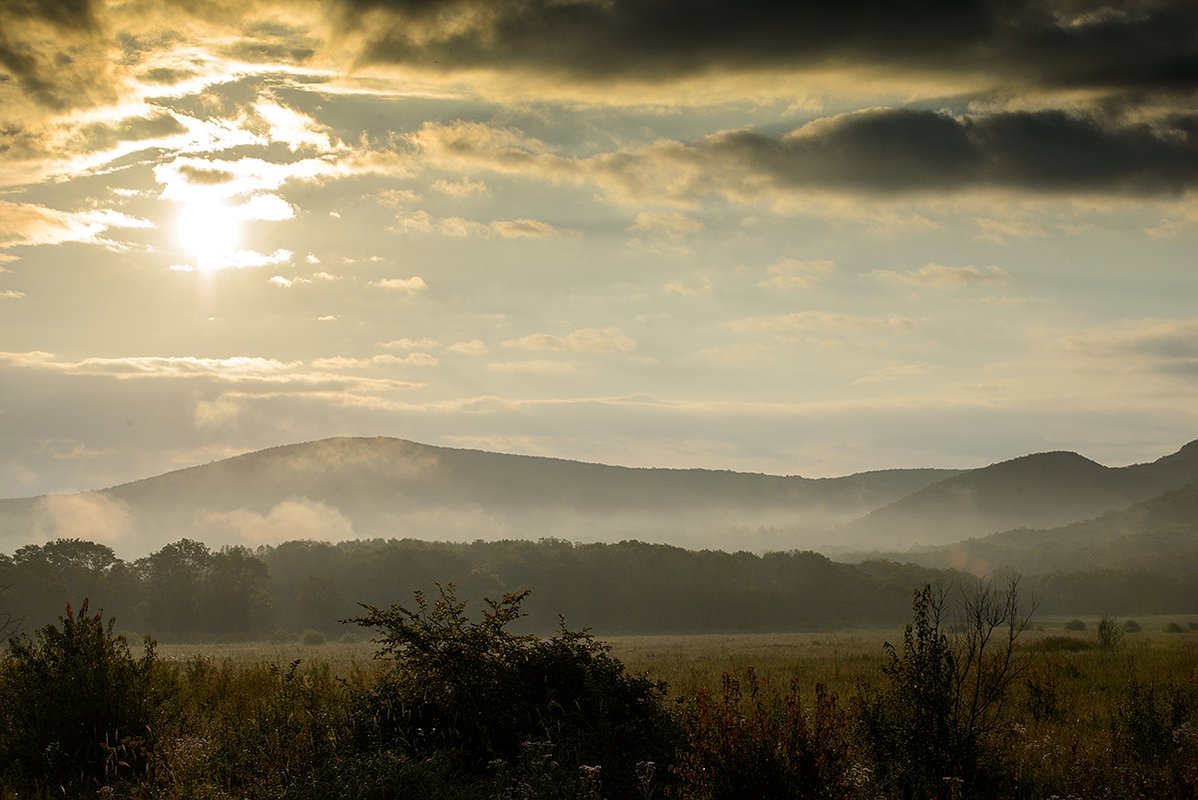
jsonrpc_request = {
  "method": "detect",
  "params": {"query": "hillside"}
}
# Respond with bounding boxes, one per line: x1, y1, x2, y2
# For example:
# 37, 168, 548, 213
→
868, 478, 1198, 577
831, 441, 1198, 550
0, 437, 956, 556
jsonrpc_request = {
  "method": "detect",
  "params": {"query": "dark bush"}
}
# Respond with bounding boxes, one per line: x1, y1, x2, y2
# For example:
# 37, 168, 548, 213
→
1164, 622, 1185, 633
1122, 620, 1142, 633
0, 600, 158, 792
1064, 619, 1087, 631
348, 584, 678, 797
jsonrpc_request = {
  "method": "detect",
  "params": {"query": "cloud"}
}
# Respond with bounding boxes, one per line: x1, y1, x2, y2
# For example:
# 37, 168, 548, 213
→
0, 290, 24, 300
310, 353, 439, 369
431, 176, 487, 197
155, 156, 343, 202
664, 276, 713, 297
238, 193, 295, 221
759, 258, 836, 290
396, 208, 561, 238
200, 497, 356, 545
34, 492, 137, 546
252, 96, 342, 152
503, 328, 637, 354
725, 311, 919, 336
0, 201, 152, 248
270, 269, 342, 288
1059, 318, 1198, 376
873, 263, 1010, 288
194, 394, 243, 427
333, 0, 1198, 100
489, 218, 560, 239
626, 211, 703, 238
370, 276, 428, 293
486, 360, 577, 374
379, 337, 441, 350
412, 109, 1198, 202
447, 339, 489, 356
849, 362, 937, 386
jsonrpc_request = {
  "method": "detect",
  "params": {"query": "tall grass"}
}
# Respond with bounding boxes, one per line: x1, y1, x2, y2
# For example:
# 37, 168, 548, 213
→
3, 598, 1197, 798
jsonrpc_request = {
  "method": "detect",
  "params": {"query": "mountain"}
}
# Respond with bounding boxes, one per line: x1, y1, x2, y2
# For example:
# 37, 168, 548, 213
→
869, 477, 1198, 577
0, 437, 957, 557
831, 441, 1198, 551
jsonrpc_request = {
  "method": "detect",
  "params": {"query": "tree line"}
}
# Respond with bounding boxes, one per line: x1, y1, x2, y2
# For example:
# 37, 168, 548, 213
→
1, 537, 938, 641
2, 536, 1194, 642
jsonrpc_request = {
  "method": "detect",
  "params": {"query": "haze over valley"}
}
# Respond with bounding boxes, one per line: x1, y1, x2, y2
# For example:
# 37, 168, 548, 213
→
4, 435, 1197, 571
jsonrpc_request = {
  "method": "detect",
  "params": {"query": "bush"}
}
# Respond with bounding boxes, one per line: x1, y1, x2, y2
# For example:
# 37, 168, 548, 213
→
1122, 620, 1142, 633
1098, 616, 1124, 650
1064, 619, 1087, 631
301, 628, 327, 646
1164, 622, 1185, 634
0, 600, 159, 792
348, 584, 678, 797
856, 580, 1031, 799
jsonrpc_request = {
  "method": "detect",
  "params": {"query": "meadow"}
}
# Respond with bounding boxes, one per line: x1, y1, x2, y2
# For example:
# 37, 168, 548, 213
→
3, 586, 1197, 799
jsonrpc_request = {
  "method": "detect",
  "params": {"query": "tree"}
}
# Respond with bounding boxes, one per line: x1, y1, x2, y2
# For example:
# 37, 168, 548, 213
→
858, 578, 1033, 799
135, 539, 213, 639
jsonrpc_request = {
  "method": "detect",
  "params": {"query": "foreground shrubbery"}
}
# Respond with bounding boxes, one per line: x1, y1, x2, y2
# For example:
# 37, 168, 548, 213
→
2, 585, 1198, 798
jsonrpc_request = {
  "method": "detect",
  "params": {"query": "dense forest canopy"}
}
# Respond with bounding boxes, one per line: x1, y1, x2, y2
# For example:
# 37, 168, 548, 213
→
3, 536, 1194, 642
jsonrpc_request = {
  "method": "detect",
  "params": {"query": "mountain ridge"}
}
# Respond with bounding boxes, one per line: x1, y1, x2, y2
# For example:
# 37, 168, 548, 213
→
0, 436, 958, 556
830, 441, 1198, 550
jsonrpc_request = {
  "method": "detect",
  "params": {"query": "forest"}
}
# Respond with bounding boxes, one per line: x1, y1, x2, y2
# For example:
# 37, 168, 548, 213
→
3, 536, 1197, 642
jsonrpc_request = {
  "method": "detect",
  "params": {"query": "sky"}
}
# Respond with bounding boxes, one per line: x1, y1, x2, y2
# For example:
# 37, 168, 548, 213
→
2, 0, 1197, 498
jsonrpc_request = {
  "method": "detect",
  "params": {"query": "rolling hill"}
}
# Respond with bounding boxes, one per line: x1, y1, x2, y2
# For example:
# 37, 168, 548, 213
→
0, 436, 957, 556
830, 441, 1198, 550
865, 477, 1198, 577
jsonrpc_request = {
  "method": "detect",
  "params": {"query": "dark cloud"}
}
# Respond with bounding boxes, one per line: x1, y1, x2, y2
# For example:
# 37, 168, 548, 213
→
702, 108, 1198, 195
178, 164, 236, 185
222, 41, 316, 65
0, 0, 106, 110
0, 0, 100, 31
333, 0, 1198, 95
139, 67, 199, 85
81, 112, 187, 150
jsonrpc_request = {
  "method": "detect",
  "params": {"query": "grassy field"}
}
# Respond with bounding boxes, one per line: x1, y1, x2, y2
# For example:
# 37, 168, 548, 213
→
155, 615, 1198, 696
10, 606, 1189, 799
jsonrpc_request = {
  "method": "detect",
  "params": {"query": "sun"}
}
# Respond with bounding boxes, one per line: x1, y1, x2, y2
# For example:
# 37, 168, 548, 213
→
175, 198, 242, 272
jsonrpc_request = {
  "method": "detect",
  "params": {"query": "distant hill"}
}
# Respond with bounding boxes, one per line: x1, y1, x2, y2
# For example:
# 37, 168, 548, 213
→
0, 437, 957, 557
831, 441, 1198, 550
865, 477, 1198, 577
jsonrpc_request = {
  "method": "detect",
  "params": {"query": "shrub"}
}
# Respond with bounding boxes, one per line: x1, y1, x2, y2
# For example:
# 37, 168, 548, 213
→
1122, 620, 1142, 633
856, 579, 1031, 799
1064, 619, 1087, 631
0, 600, 159, 792
348, 584, 678, 797
301, 628, 327, 646
1098, 616, 1124, 650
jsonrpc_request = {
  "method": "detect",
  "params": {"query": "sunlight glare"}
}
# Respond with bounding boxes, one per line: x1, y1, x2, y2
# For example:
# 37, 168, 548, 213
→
175, 198, 242, 272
